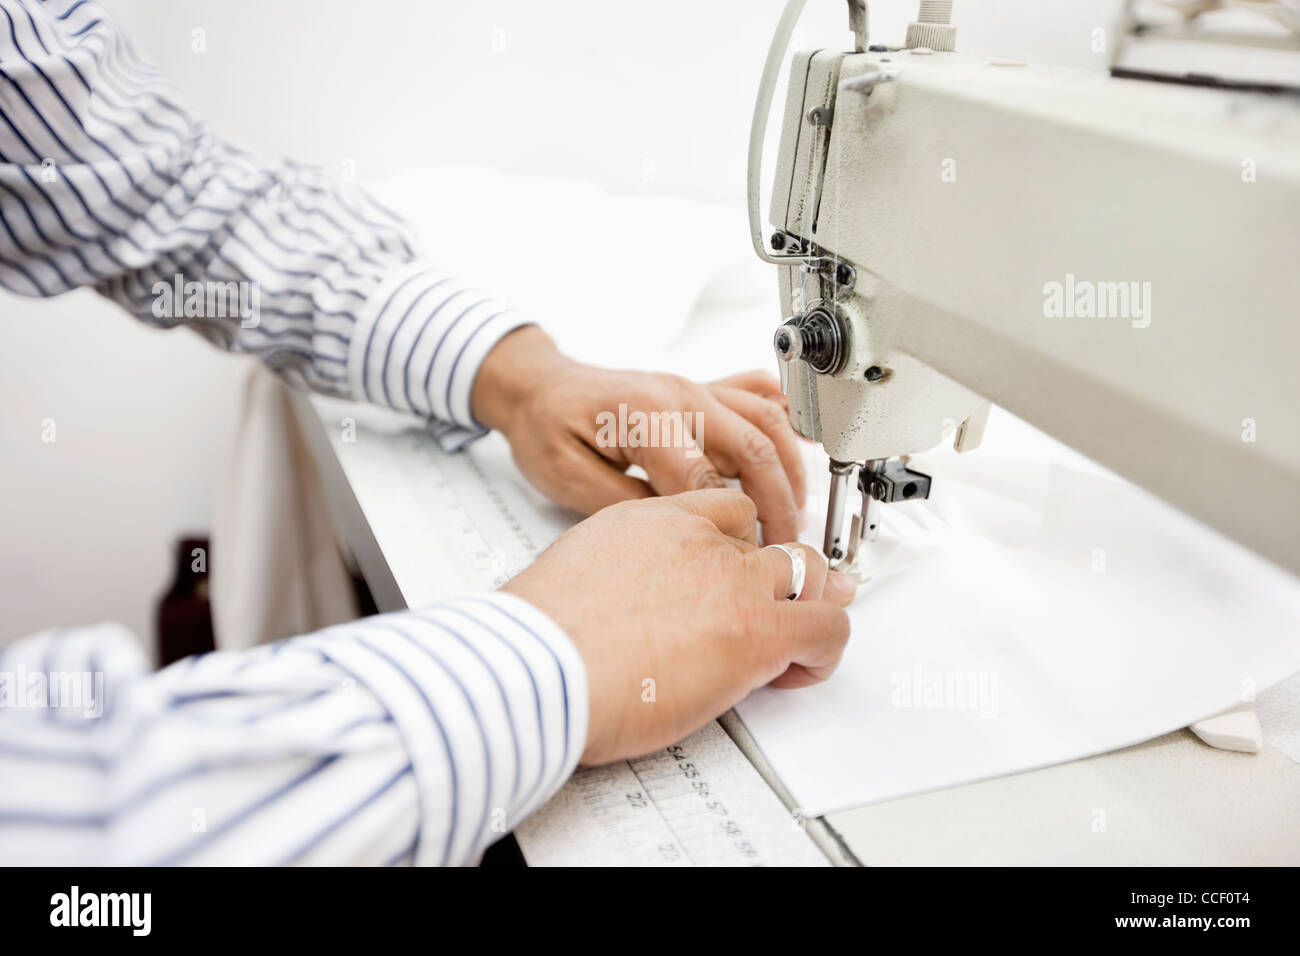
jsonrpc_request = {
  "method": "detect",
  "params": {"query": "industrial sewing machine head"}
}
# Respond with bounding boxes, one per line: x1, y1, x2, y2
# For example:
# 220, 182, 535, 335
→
751, 1, 990, 570
749, 0, 1300, 577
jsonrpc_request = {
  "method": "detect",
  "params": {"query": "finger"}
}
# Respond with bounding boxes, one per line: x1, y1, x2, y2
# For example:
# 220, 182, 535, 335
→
824, 569, 858, 608
709, 385, 806, 508
697, 398, 800, 545
769, 662, 832, 689
710, 369, 786, 405
751, 542, 827, 601
667, 488, 759, 545
625, 435, 730, 496
541, 444, 653, 514
768, 600, 851, 687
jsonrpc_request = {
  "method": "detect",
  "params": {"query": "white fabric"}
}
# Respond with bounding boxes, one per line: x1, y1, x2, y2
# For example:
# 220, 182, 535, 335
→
734, 411, 1300, 816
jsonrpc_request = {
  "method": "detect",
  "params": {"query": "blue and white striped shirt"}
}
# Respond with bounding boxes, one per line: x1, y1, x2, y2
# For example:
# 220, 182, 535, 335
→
0, 597, 588, 866
0, 0, 528, 444
0, 0, 588, 864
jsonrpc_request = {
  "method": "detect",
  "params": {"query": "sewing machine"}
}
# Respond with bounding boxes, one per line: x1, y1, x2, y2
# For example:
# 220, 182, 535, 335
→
294, 2, 1300, 865
749, 0, 1300, 582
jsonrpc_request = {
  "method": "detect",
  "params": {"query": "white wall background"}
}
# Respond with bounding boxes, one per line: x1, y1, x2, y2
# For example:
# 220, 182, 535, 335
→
0, 0, 1122, 649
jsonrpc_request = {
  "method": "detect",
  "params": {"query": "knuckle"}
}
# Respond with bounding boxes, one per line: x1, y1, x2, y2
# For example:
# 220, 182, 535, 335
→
675, 511, 719, 539
736, 504, 760, 537
758, 399, 789, 433
683, 456, 725, 490
692, 512, 722, 536
551, 453, 586, 485
739, 428, 778, 467
715, 489, 758, 526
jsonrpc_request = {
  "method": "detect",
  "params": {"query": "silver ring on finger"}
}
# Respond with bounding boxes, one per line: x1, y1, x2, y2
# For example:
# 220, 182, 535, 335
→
766, 543, 806, 601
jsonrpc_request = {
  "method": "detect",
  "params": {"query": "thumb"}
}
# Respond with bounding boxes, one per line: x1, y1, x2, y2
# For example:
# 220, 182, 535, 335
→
765, 600, 851, 687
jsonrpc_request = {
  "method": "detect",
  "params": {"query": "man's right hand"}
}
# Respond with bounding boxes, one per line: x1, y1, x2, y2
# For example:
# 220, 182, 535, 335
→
502, 489, 856, 765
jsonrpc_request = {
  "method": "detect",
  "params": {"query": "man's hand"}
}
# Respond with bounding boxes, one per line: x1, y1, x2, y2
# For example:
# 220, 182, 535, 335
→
503, 489, 856, 765
472, 326, 807, 544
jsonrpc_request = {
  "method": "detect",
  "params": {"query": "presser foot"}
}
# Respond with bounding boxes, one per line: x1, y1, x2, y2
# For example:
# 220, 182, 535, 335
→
823, 457, 932, 574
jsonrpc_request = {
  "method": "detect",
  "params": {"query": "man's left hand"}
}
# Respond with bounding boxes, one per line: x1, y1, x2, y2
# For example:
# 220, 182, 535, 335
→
472, 326, 807, 545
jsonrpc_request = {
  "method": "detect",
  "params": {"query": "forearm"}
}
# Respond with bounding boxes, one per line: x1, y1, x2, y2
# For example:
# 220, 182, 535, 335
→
0, 0, 532, 438
0, 593, 587, 866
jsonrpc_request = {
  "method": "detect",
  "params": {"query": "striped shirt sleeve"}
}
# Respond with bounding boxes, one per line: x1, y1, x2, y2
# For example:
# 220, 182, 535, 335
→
0, 593, 588, 866
0, 0, 530, 443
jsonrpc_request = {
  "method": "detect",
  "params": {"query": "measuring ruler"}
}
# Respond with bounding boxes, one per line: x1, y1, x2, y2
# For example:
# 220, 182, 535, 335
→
310, 398, 834, 866
515, 720, 829, 866
312, 399, 570, 605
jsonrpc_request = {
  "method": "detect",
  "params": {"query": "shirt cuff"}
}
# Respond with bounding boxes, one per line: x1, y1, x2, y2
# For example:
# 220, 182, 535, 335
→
348, 262, 533, 441
300, 591, 588, 866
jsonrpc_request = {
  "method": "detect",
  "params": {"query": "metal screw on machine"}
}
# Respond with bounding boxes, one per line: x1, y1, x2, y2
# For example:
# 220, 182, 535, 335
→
770, 230, 811, 255
806, 106, 834, 127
